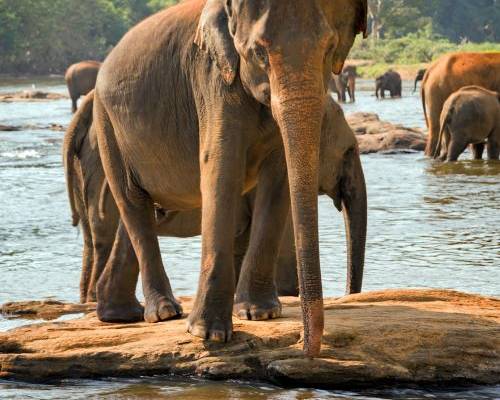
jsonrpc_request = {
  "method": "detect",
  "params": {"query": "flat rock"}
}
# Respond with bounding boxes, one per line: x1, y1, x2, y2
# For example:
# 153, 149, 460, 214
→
1, 289, 498, 387
0, 91, 67, 102
347, 112, 427, 154
1, 300, 95, 320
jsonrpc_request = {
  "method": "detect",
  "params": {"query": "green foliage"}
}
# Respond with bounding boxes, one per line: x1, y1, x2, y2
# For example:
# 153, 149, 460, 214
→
0, 0, 499, 74
0, 0, 181, 74
352, 28, 500, 66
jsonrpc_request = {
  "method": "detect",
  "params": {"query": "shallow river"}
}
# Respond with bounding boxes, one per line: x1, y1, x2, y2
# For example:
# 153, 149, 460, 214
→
0, 78, 498, 399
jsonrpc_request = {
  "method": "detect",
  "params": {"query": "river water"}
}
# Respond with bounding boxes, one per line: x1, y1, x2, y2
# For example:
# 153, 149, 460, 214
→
0, 78, 498, 399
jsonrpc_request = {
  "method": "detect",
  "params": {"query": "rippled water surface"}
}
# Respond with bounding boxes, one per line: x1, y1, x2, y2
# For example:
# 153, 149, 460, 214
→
0, 78, 498, 399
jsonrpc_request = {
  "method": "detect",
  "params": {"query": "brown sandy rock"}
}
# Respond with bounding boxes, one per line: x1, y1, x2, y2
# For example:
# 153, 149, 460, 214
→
347, 112, 427, 154
1, 300, 95, 320
0, 289, 498, 387
0, 91, 67, 102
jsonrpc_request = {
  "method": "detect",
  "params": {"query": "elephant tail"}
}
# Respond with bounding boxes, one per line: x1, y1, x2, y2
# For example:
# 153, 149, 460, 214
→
434, 102, 453, 159
63, 90, 94, 226
98, 180, 111, 221
421, 85, 429, 129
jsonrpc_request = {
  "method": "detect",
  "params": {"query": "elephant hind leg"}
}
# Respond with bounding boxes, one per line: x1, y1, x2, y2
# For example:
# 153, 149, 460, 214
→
234, 153, 290, 321
94, 96, 182, 323
471, 143, 485, 160
79, 216, 94, 304
487, 138, 500, 160
447, 139, 468, 162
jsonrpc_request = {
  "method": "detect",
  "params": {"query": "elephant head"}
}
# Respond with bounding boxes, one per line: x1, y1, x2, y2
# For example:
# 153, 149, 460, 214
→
195, 0, 367, 357
414, 69, 426, 93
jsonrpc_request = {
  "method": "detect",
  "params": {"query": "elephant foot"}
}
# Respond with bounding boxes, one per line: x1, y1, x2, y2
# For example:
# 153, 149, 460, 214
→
233, 292, 282, 321
187, 297, 233, 342
97, 298, 144, 323
144, 293, 183, 323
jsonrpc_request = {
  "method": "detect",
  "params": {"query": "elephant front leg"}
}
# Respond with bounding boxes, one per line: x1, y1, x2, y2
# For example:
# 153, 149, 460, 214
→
187, 117, 246, 342
234, 154, 290, 321
96, 221, 144, 322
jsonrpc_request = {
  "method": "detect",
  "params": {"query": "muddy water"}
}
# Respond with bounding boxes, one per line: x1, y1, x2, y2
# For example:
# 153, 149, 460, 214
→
0, 78, 499, 399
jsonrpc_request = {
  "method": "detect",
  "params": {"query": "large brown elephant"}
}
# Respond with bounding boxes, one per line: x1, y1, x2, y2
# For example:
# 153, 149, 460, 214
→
422, 52, 500, 156
64, 61, 101, 113
64, 92, 366, 319
92, 0, 367, 356
435, 86, 500, 162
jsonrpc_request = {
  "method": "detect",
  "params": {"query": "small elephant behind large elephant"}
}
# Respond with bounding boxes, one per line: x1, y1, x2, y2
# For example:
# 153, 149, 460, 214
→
435, 86, 500, 162
375, 69, 402, 99
422, 52, 500, 156
64, 92, 367, 318
64, 61, 101, 113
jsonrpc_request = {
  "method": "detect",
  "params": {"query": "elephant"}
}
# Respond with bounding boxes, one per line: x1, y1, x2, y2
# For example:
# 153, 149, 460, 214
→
64, 60, 101, 113
330, 73, 349, 103
435, 86, 500, 162
422, 52, 500, 156
64, 91, 367, 317
329, 65, 357, 103
91, 0, 367, 356
413, 69, 426, 93
375, 69, 402, 99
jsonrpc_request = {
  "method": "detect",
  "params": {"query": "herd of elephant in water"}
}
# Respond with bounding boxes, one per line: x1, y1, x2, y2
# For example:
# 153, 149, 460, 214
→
57, 1, 500, 357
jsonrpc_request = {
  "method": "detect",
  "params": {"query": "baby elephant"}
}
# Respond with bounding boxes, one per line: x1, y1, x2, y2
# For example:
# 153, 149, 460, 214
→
436, 86, 500, 161
375, 70, 402, 99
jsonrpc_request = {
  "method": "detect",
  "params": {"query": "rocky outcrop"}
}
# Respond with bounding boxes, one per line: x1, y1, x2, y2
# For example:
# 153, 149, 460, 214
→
1, 300, 95, 320
0, 90, 67, 102
1, 290, 498, 387
0, 123, 65, 132
347, 112, 427, 154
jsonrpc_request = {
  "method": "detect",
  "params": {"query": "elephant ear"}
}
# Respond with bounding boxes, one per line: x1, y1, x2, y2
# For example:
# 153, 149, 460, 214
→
357, 0, 368, 39
331, 0, 368, 74
194, 0, 239, 86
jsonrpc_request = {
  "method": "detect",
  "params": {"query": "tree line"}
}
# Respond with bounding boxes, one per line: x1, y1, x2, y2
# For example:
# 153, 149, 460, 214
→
0, 0, 498, 75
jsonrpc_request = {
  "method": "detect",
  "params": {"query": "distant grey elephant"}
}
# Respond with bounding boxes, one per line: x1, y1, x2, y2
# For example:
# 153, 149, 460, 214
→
64, 61, 101, 112
64, 93, 367, 313
376, 69, 402, 99
435, 86, 500, 161
329, 65, 358, 103
413, 69, 426, 93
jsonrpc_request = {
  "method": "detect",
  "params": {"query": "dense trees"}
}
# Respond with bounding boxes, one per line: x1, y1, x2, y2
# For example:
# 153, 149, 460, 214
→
0, 0, 498, 74
368, 0, 500, 43
0, 0, 179, 74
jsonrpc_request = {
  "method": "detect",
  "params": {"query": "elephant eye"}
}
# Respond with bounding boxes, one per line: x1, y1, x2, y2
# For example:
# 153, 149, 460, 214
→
253, 45, 269, 69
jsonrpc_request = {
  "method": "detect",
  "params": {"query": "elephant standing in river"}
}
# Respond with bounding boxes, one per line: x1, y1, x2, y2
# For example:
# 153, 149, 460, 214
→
64, 61, 101, 113
422, 52, 500, 156
413, 69, 426, 93
375, 70, 402, 99
329, 65, 358, 103
64, 91, 367, 319
435, 86, 500, 162
91, 0, 367, 356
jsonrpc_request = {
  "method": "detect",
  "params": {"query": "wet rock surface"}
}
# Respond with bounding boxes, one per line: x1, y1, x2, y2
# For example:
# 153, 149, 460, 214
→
347, 112, 427, 154
0, 90, 67, 102
1, 290, 498, 387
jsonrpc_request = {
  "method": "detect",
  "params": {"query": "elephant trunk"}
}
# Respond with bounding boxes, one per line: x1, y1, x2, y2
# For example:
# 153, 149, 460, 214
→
340, 149, 367, 294
270, 63, 325, 358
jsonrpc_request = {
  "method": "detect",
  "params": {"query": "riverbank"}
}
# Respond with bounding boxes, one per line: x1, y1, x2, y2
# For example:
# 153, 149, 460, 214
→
1, 289, 499, 387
